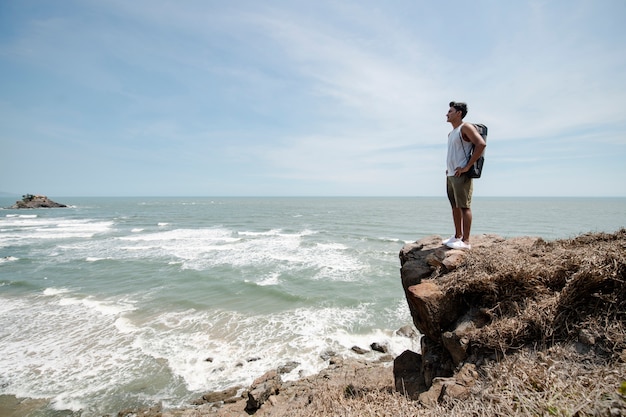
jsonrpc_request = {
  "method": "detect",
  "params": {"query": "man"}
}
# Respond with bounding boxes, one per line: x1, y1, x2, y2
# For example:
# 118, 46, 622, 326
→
442, 101, 487, 250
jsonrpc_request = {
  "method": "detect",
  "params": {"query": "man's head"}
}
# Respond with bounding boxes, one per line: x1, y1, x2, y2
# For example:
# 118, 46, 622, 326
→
448, 101, 468, 119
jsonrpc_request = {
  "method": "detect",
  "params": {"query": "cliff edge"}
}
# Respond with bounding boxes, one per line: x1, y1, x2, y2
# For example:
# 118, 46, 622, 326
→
397, 230, 626, 410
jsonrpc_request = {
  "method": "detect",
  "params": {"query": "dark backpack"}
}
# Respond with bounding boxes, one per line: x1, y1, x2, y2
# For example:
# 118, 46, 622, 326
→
460, 123, 487, 178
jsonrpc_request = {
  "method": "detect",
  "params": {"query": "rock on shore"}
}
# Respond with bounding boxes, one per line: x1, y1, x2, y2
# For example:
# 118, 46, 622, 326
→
8, 194, 67, 208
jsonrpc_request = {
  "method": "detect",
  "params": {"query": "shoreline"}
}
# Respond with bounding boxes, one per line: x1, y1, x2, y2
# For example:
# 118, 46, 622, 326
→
5, 348, 625, 417
0, 332, 410, 417
0, 352, 399, 417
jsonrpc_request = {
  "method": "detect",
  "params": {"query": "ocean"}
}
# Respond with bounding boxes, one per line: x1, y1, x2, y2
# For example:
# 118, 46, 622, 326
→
1, 196, 624, 416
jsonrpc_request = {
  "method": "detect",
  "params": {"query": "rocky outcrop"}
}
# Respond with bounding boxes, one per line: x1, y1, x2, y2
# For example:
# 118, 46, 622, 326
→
395, 230, 626, 406
245, 370, 282, 412
9, 194, 67, 208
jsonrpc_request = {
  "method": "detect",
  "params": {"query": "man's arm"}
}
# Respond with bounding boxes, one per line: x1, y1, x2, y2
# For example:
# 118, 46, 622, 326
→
454, 124, 487, 177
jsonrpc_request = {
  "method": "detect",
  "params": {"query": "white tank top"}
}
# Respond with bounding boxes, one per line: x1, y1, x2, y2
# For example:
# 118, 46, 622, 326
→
446, 123, 473, 176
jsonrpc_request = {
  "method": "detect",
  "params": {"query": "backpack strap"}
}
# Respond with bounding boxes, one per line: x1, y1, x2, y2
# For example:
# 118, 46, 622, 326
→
458, 124, 474, 162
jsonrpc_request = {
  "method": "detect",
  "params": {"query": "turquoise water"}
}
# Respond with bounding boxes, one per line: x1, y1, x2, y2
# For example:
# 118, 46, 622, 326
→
0, 196, 624, 415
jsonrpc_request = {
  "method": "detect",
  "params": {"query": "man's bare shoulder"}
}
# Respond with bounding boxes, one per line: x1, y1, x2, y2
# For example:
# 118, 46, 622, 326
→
461, 123, 486, 145
461, 122, 479, 133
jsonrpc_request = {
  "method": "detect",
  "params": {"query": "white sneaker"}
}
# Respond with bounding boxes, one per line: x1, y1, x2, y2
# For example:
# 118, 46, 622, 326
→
447, 240, 471, 250
442, 235, 461, 245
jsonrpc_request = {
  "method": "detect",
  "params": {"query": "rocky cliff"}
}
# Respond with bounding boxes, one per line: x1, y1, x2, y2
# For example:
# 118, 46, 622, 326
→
396, 230, 626, 405
9, 194, 67, 208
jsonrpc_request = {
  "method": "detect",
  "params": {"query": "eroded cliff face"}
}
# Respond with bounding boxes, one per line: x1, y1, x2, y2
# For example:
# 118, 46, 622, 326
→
396, 230, 626, 404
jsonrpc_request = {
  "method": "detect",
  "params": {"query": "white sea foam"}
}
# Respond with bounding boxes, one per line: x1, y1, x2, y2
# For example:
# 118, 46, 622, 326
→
119, 227, 235, 242
115, 228, 243, 266
28, 224, 363, 283
253, 273, 281, 286
0, 217, 114, 246
379, 236, 405, 243
0, 256, 19, 264
112, 226, 363, 281
0, 281, 402, 414
237, 228, 282, 237
57, 295, 136, 316
315, 242, 348, 250
331, 326, 420, 356
0, 296, 148, 414
86, 256, 106, 262
120, 245, 161, 251
114, 317, 138, 333
129, 304, 392, 394
43, 287, 71, 296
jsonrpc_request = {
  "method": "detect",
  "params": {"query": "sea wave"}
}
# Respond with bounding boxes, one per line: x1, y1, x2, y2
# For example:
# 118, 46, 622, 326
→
111, 226, 366, 281
0, 292, 416, 415
0, 217, 114, 247
0, 256, 19, 264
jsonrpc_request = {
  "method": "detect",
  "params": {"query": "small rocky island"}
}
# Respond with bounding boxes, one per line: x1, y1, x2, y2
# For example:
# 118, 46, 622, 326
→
8, 194, 67, 209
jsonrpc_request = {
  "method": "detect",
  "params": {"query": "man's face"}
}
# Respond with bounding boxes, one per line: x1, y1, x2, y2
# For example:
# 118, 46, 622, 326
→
446, 107, 461, 122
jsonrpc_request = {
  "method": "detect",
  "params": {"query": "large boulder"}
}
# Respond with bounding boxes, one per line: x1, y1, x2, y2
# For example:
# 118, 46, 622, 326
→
395, 234, 504, 402
245, 370, 282, 412
418, 363, 478, 407
399, 234, 504, 340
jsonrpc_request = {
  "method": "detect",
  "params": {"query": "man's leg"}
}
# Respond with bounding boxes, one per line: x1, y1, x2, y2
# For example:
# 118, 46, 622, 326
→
447, 177, 463, 239
461, 207, 472, 243
452, 207, 463, 239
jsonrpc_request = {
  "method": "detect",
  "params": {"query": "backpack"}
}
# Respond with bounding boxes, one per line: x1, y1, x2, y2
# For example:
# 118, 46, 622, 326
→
460, 123, 487, 178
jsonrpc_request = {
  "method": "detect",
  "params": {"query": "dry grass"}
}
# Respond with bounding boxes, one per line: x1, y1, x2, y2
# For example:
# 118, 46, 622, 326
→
260, 363, 424, 417
254, 349, 625, 417
438, 229, 626, 357
469, 346, 626, 417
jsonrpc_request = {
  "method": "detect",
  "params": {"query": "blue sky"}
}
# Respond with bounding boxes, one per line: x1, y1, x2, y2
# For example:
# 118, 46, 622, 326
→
1, 0, 625, 197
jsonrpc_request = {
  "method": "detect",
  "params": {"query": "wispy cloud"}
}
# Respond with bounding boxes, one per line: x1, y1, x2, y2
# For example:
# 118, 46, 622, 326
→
0, 0, 624, 196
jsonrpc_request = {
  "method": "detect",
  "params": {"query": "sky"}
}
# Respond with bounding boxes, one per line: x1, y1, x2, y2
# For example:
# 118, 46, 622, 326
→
1, 0, 625, 197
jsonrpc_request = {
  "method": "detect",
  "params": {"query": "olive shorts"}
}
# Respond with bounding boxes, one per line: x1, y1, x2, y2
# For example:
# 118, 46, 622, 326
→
447, 176, 473, 209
